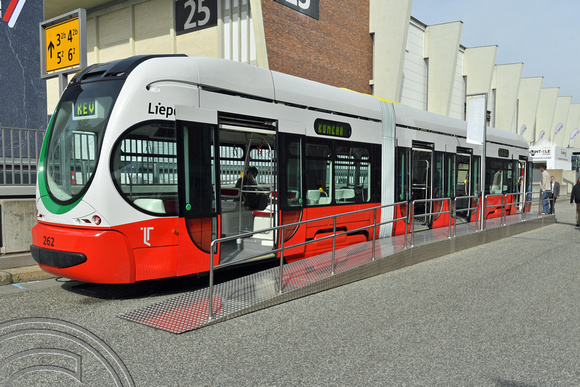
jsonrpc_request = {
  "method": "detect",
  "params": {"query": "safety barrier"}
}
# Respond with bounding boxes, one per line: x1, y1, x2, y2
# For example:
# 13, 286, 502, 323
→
0, 127, 44, 188
452, 195, 480, 237
205, 192, 550, 321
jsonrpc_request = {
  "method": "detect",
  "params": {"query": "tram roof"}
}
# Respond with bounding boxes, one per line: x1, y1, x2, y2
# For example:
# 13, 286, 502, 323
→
393, 103, 528, 149
76, 55, 527, 150
189, 57, 384, 121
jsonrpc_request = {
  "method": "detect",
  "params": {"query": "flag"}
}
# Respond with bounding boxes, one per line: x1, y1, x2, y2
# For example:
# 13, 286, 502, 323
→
2, 0, 26, 28
570, 129, 580, 146
553, 123, 563, 139
466, 96, 486, 145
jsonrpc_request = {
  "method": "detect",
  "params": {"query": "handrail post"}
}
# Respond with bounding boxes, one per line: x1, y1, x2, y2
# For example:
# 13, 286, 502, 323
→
208, 242, 216, 322
453, 197, 457, 237
278, 228, 285, 294
482, 195, 487, 231
447, 198, 452, 239
410, 200, 415, 247
331, 217, 337, 275
404, 202, 409, 249
371, 208, 377, 261
523, 191, 529, 221
503, 194, 507, 226
501, 194, 505, 226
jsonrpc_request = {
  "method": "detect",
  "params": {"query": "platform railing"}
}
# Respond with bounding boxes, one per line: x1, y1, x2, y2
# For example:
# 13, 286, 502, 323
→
534, 190, 556, 215
483, 193, 506, 227
0, 127, 44, 186
452, 195, 480, 237
206, 193, 541, 321
208, 200, 407, 320
409, 197, 452, 247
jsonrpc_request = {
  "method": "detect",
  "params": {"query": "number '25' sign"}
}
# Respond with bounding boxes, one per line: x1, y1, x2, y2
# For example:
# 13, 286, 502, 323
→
175, 0, 218, 35
274, 0, 319, 19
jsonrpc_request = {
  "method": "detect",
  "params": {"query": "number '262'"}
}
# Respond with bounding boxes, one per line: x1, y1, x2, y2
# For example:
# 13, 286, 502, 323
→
43, 236, 55, 247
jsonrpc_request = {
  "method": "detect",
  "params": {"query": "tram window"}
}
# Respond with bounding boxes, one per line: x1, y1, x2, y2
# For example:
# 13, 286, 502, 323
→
456, 155, 470, 197
219, 144, 245, 186
111, 121, 178, 215
182, 123, 216, 218
445, 153, 455, 198
526, 161, 533, 192
305, 140, 331, 206
487, 159, 513, 194
280, 138, 302, 208
472, 156, 481, 196
335, 144, 372, 204
249, 146, 276, 189
46, 81, 122, 204
434, 152, 444, 198
396, 147, 410, 201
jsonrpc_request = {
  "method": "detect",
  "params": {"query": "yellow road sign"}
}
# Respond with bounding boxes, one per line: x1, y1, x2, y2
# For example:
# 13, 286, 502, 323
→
44, 17, 80, 73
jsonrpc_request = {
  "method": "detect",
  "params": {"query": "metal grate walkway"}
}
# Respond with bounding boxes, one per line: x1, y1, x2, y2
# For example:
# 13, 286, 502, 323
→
119, 212, 554, 334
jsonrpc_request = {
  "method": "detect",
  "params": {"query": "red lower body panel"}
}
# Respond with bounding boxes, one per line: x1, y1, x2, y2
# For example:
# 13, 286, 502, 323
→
32, 222, 136, 284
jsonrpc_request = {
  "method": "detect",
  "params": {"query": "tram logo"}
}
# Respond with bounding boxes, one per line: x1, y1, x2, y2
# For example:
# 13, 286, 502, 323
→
141, 226, 154, 246
0, 0, 27, 28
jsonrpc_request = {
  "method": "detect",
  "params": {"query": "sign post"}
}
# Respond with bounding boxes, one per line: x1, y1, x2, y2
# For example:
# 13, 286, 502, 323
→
40, 9, 87, 95
466, 94, 488, 231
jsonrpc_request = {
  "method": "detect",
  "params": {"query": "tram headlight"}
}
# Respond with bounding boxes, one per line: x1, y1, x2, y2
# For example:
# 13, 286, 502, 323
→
92, 215, 102, 225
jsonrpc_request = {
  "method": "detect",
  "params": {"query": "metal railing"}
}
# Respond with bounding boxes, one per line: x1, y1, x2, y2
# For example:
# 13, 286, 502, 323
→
0, 127, 45, 187
204, 192, 546, 321
452, 195, 480, 237
409, 197, 452, 247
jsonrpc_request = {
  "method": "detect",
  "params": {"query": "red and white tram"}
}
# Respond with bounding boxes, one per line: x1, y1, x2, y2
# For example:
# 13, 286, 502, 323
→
31, 55, 530, 283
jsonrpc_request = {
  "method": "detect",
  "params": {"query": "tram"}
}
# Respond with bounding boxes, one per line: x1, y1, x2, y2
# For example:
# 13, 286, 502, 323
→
31, 55, 530, 284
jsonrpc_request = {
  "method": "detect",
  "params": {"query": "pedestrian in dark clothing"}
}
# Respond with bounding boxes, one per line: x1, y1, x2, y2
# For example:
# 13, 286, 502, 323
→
570, 177, 580, 226
549, 176, 560, 214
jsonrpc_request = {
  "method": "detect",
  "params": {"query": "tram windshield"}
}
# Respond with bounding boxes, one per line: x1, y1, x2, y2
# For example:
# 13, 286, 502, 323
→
45, 80, 123, 204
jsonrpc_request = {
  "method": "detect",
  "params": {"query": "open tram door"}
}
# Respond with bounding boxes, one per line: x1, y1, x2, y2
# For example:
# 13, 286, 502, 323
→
175, 107, 278, 273
518, 156, 530, 212
454, 148, 473, 222
410, 142, 434, 229
175, 107, 221, 275
216, 114, 278, 265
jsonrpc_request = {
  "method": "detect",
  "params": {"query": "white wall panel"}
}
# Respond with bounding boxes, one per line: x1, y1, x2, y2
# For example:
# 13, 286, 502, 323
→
222, 0, 256, 65
449, 50, 465, 120
400, 22, 427, 109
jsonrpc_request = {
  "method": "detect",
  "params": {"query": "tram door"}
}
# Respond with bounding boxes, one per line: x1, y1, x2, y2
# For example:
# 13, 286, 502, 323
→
455, 153, 472, 220
216, 123, 277, 265
175, 108, 277, 273
411, 148, 433, 228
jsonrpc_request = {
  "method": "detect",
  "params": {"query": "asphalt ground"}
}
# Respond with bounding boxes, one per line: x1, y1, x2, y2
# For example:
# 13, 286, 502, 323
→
0, 199, 579, 385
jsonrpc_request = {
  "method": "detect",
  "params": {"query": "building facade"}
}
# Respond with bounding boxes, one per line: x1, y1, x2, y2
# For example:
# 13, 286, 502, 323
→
33, 0, 580, 149
0, 0, 46, 129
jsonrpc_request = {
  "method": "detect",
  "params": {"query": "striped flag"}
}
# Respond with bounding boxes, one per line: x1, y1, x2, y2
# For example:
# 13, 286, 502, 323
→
553, 123, 564, 140
570, 129, 580, 146
2, 0, 26, 28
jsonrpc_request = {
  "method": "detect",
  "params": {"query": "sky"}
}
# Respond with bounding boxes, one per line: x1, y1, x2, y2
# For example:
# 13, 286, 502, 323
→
411, 0, 580, 103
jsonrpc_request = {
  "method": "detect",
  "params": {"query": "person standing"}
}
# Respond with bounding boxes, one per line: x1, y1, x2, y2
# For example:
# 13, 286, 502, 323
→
540, 166, 551, 214
549, 176, 560, 214
570, 177, 580, 227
